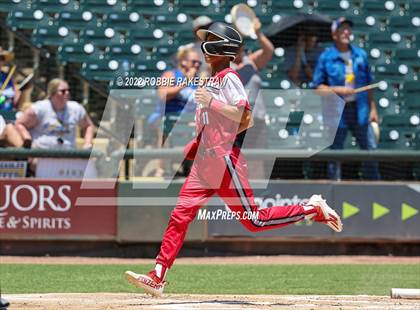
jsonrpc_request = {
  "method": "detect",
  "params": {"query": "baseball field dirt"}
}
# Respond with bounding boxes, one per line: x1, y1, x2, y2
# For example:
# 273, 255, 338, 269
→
2, 255, 420, 309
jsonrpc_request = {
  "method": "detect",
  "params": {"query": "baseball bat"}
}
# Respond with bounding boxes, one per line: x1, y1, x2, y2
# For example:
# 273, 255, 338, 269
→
353, 82, 381, 93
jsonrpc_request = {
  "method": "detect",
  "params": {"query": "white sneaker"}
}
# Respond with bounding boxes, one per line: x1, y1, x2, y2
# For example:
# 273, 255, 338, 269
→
125, 270, 166, 297
307, 195, 343, 232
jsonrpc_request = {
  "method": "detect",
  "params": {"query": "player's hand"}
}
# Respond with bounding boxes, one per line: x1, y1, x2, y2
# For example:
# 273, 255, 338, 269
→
253, 18, 262, 35
195, 87, 212, 108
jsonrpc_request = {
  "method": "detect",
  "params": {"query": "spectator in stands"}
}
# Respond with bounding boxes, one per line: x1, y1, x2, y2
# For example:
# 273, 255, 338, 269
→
311, 17, 380, 180
231, 18, 274, 178
15, 78, 95, 149
285, 31, 324, 87
0, 48, 20, 111
178, 16, 212, 77
0, 115, 23, 147
147, 48, 200, 177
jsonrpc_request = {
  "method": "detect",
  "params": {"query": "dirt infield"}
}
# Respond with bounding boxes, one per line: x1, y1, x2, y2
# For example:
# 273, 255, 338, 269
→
5, 293, 420, 310
2, 255, 420, 265
3, 256, 420, 309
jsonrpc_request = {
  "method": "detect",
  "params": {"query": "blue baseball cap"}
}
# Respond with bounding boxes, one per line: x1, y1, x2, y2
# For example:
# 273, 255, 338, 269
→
331, 17, 353, 33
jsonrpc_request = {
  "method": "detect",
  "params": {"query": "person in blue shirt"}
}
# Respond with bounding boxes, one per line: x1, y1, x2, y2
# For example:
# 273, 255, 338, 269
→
147, 47, 200, 177
0, 48, 20, 112
311, 17, 380, 180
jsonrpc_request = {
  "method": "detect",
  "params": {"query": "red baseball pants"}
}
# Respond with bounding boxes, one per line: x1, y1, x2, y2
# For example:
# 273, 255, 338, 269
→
156, 148, 306, 268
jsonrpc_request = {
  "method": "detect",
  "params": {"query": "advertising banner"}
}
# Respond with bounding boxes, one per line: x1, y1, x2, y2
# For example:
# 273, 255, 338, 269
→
0, 179, 117, 239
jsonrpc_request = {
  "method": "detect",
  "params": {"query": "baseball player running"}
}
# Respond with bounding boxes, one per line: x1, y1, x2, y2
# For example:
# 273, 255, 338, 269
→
125, 22, 343, 297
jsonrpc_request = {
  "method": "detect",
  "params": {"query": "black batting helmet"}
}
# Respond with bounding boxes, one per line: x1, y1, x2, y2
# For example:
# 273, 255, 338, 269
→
196, 22, 243, 60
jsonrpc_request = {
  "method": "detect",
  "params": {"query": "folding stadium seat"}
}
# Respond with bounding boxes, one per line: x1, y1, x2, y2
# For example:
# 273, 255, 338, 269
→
79, 26, 123, 47
57, 11, 99, 31
395, 48, 420, 66
314, 0, 352, 17
153, 14, 193, 32
271, 0, 308, 13
7, 8, 52, 31
373, 62, 413, 84
58, 43, 103, 63
365, 32, 406, 49
402, 80, 420, 95
388, 16, 420, 34
174, 31, 195, 46
81, 59, 122, 81
351, 15, 385, 33
361, 0, 402, 17
133, 60, 167, 78
379, 128, 414, 149
102, 12, 150, 31
127, 0, 174, 16
0, 0, 29, 12
127, 28, 172, 49
32, 0, 78, 14
32, 25, 78, 48
104, 43, 150, 62
79, 0, 125, 14
408, 1, 420, 15
178, 0, 222, 16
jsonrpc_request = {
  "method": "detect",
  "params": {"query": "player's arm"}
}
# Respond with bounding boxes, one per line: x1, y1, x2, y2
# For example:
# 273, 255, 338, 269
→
195, 87, 245, 123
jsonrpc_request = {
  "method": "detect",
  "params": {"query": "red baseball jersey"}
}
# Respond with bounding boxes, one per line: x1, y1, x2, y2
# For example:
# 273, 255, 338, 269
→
196, 68, 251, 154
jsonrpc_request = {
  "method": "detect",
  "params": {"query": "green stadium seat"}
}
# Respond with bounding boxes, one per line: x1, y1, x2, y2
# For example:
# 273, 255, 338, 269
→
388, 15, 420, 33
178, 0, 221, 16
379, 128, 414, 149
127, 28, 172, 48
402, 80, 420, 94
79, 26, 123, 46
351, 15, 385, 32
395, 48, 420, 66
32, 0, 78, 13
133, 60, 167, 78
153, 14, 193, 32
314, 0, 352, 17
7, 9, 52, 31
271, 0, 307, 13
0, 0, 29, 12
32, 25, 78, 48
365, 32, 406, 49
58, 43, 102, 63
408, 1, 420, 15
57, 11, 99, 31
373, 63, 413, 83
361, 0, 402, 17
79, 0, 125, 14
165, 112, 195, 147
81, 59, 121, 81
103, 12, 150, 31
105, 43, 150, 62
127, 0, 174, 16
403, 94, 420, 113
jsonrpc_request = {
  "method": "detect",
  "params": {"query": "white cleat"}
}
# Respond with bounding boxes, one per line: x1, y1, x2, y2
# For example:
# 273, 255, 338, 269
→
125, 270, 166, 297
307, 195, 343, 232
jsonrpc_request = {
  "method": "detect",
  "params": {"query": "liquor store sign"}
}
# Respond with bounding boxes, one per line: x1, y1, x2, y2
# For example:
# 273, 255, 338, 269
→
0, 179, 117, 237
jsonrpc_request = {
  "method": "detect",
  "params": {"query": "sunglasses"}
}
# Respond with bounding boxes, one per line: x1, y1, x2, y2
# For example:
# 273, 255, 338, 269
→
189, 60, 202, 67
57, 88, 70, 95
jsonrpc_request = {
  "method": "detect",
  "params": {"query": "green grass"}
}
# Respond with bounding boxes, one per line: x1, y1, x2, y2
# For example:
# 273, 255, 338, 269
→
1, 264, 419, 295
